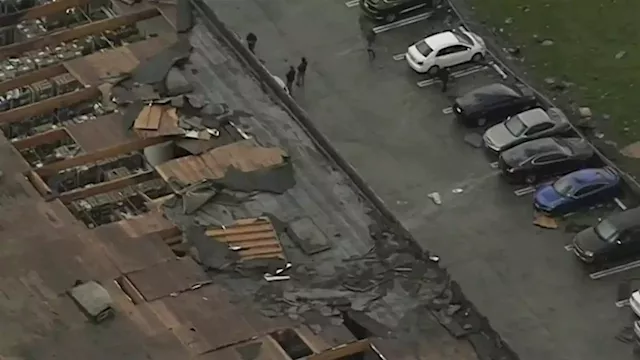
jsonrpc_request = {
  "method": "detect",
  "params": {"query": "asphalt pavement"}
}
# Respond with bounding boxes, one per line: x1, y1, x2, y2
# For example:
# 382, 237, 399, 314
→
205, 0, 640, 358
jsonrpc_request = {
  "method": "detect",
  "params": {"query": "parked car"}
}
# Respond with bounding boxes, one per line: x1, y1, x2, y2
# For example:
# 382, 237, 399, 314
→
499, 137, 594, 184
452, 83, 537, 127
631, 288, 640, 317
271, 75, 290, 95
406, 27, 486, 74
483, 107, 571, 152
572, 207, 640, 264
360, 0, 442, 23
533, 167, 621, 216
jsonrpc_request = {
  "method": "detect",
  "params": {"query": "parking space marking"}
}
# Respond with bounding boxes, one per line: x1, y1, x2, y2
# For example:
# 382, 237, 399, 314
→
614, 197, 627, 210
489, 61, 508, 79
393, 53, 405, 61
417, 65, 488, 88
489, 161, 498, 169
590, 259, 640, 280
513, 186, 535, 197
442, 107, 453, 114
564, 244, 574, 252
372, 12, 433, 34
344, 0, 359, 7
615, 299, 630, 308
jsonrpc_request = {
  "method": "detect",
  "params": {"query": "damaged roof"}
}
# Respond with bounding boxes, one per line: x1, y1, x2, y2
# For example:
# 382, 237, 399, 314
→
0, 0, 515, 359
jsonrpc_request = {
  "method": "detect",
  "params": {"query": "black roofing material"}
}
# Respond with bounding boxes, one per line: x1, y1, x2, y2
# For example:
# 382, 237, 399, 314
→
163, 67, 194, 97
176, 0, 194, 33
122, 101, 145, 130
211, 159, 296, 194
184, 225, 239, 270
131, 40, 193, 87
235, 342, 262, 360
286, 217, 332, 255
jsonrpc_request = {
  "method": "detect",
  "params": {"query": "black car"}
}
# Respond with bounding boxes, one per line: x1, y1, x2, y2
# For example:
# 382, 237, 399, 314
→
499, 137, 595, 184
573, 207, 640, 264
360, 0, 442, 23
452, 83, 538, 127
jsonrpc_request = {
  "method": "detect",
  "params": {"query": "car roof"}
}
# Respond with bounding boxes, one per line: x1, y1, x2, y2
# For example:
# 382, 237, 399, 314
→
456, 83, 522, 110
502, 137, 561, 163
608, 207, 640, 229
515, 108, 549, 127
425, 31, 459, 49
565, 167, 618, 186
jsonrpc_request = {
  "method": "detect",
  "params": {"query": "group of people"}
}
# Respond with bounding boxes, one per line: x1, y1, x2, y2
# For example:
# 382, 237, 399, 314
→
246, 32, 308, 94
246, 28, 451, 95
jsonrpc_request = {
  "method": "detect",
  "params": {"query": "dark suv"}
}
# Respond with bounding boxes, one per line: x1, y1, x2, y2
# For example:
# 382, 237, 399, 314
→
360, 0, 443, 23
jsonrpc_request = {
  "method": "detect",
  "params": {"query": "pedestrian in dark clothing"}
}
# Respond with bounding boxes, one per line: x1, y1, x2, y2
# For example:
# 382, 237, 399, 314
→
437, 67, 451, 93
246, 32, 257, 54
296, 57, 308, 86
365, 29, 376, 61
285, 66, 296, 94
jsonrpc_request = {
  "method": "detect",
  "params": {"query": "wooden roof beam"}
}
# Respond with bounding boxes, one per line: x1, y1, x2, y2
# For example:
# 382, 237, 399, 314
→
0, 86, 101, 125
0, 0, 93, 27
13, 128, 70, 151
0, 8, 160, 61
0, 64, 67, 94
59, 170, 157, 203
36, 136, 172, 177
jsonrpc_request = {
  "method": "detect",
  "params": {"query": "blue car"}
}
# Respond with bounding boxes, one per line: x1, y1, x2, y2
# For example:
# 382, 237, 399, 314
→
534, 167, 621, 215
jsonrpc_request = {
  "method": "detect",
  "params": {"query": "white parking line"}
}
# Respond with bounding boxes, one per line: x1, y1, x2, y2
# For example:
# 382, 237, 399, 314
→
513, 186, 535, 196
372, 12, 432, 34
393, 53, 405, 61
614, 197, 627, 210
345, 0, 359, 7
590, 259, 640, 280
489, 61, 508, 79
615, 299, 630, 308
416, 65, 488, 88
564, 244, 574, 252
489, 161, 499, 169
442, 107, 453, 114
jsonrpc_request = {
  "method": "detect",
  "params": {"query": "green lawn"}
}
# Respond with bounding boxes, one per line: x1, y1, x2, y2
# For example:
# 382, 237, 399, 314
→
470, 0, 640, 147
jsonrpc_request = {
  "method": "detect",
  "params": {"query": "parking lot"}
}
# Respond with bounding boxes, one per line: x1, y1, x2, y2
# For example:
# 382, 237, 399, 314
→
207, 0, 640, 358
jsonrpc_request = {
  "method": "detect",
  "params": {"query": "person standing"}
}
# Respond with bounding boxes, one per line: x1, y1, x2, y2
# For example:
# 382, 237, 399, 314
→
285, 66, 296, 94
296, 57, 308, 87
246, 32, 257, 54
437, 67, 451, 93
365, 29, 376, 61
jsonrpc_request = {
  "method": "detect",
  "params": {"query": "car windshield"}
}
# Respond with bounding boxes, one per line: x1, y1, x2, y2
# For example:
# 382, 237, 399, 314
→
454, 32, 473, 46
415, 41, 433, 57
505, 116, 527, 137
595, 219, 619, 242
552, 176, 574, 196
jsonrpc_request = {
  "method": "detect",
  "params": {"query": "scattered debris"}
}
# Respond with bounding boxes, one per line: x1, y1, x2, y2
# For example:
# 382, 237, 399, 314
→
620, 141, 640, 159
540, 39, 554, 46
579, 107, 592, 119
533, 214, 558, 229
452, 188, 464, 194
206, 217, 286, 263
185, 226, 239, 270
463, 133, 483, 148
428, 192, 442, 205
504, 17, 513, 25
615, 51, 627, 60
131, 40, 193, 88
287, 217, 332, 255
211, 160, 296, 194
164, 67, 194, 96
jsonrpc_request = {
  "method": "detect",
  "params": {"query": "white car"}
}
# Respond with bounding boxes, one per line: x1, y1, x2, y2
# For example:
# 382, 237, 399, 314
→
406, 27, 486, 74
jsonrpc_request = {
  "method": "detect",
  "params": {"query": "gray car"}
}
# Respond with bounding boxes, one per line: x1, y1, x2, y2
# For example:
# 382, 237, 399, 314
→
483, 107, 571, 152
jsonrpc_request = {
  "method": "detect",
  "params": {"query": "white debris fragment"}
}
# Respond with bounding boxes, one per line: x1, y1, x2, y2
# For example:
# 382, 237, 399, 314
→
541, 39, 554, 46
428, 192, 442, 205
452, 188, 464, 194
578, 107, 592, 119
275, 263, 293, 275
264, 274, 290, 282
615, 51, 627, 60
429, 255, 440, 262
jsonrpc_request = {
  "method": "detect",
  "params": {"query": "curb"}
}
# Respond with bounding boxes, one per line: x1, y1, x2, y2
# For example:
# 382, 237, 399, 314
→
445, 0, 640, 198
189, 0, 519, 358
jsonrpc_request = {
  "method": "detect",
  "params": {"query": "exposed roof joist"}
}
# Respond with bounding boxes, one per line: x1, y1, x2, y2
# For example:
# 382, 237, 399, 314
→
58, 170, 157, 203
0, 0, 93, 27
0, 64, 67, 94
0, 8, 160, 61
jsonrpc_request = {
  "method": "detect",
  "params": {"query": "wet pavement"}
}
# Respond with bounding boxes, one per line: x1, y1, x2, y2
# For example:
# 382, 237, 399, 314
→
205, 0, 638, 358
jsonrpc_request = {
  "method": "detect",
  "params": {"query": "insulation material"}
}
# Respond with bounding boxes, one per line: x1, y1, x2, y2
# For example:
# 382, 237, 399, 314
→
154, 140, 287, 185
205, 217, 286, 261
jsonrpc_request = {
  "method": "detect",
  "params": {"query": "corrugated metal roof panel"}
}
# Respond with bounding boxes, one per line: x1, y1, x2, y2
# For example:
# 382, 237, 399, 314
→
205, 216, 285, 261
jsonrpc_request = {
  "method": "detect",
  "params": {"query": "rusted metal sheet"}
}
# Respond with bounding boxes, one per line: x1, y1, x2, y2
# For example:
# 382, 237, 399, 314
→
0, 0, 93, 27
12, 128, 70, 151
154, 140, 287, 185
125, 257, 209, 301
0, 87, 101, 125
205, 217, 286, 261
65, 112, 134, 153
0, 63, 67, 94
0, 8, 160, 61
